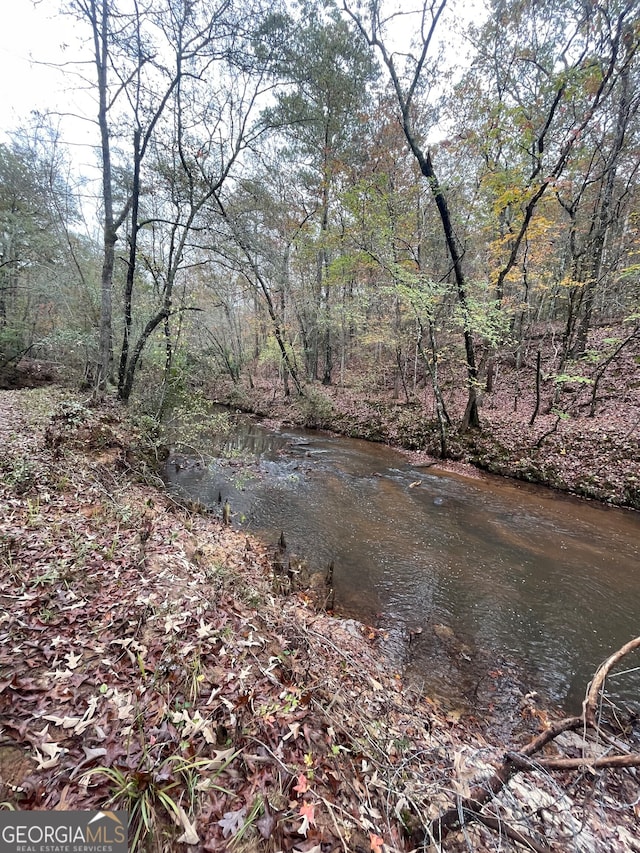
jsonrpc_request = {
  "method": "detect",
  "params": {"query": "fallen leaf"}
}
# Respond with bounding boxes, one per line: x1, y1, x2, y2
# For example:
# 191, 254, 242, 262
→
44, 695, 99, 735
293, 773, 309, 795
33, 741, 65, 770
283, 721, 301, 740
65, 650, 82, 669
164, 613, 186, 634
53, 784, 73, 811
175, 805, 199, 845
200, 747, 237, 771
297, 801, 315, 837
69, 745, 108, 779
53, 668, 74, 680
256, 801, 275, 839
196, 619, 215, 639
43, 713, 82, 730
218, 807, 247, 838
370, 834, 385, 853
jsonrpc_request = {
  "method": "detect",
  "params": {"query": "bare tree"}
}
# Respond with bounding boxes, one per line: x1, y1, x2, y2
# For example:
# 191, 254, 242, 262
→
117, 0, 291, 402
342, 0, 482, 429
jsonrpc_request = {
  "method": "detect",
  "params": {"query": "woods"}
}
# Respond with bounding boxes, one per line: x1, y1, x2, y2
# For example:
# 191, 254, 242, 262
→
1, 2, 639, 847
0, 0, 637, 446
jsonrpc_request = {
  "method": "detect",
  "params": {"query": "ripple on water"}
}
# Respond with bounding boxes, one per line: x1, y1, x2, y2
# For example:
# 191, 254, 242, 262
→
164, 413, 640, 714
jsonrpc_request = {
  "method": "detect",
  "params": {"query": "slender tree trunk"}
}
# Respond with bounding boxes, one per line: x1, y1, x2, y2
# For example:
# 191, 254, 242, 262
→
573, 57, 632, 355
319, 151, 332, 386
529, 349, 541, 426
95, 0, 115, 390
119, 307, 170, 403
279, 284, 290, 396
402, 134, 482, 426
405, 144, 480, 428
220, 204, 304, 397
118, 128, 141, 397
0, 238, 16, 327
345, 1, 480, 429
416, 318, 450, 458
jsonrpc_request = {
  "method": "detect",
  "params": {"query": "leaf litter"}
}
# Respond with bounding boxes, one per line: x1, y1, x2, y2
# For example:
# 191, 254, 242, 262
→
0, 387, 638, 852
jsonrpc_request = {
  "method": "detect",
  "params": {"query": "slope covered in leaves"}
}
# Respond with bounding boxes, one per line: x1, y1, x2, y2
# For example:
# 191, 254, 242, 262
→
219, 322, 640, 510
0, 388, 638, 853
0, 388, 450, 851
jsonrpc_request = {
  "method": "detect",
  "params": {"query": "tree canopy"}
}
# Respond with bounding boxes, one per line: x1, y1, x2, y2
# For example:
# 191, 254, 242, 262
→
1, 0, 638, 442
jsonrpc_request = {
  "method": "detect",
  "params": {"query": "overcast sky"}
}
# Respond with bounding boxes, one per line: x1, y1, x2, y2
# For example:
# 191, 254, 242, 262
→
1, 0, 488, 129
1, 1, 72, 131
0, 0, 103, 216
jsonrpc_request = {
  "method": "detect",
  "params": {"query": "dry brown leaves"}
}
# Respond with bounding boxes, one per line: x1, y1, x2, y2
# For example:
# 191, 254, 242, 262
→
0, 388, 638, 853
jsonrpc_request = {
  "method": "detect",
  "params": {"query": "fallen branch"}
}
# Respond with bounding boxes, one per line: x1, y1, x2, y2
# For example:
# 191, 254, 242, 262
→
507, 751, 640, 772
534, 415, 561, 448
429, 715, 582, 842
584, 635, 640, 726
428, 636, 640, 848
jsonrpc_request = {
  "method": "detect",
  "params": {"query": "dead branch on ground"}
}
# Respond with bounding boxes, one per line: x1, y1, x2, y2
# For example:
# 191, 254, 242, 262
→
428, 636, 640, 848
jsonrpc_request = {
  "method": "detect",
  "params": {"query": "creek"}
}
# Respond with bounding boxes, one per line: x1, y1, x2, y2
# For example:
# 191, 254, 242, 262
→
164, 411, 640, 716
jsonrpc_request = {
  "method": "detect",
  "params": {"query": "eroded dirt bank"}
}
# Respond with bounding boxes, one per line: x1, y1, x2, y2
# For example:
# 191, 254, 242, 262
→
1, 388, 638, 852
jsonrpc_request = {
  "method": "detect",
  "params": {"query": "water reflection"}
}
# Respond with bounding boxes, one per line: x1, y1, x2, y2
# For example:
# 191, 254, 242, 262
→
164, 413, 640, 714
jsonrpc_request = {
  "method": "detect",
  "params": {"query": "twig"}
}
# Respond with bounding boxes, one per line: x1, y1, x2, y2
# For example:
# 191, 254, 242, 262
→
316, 794, 350, 853
467, 713, 583, 801
245, 736, 293, 779
472, 812, 551, 852
429, 641, 640, 845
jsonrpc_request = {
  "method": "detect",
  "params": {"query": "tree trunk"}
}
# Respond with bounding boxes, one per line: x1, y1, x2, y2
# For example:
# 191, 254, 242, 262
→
573, 57, 632, 355
319, 152, 332, 387
95, 0, 115, 390
119, 307, 170, 403
117, 128, 141, 397
405, 144, 480, 429
416, 317, 450, 458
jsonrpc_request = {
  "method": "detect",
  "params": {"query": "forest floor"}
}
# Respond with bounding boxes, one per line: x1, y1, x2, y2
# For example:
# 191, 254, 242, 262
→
1, 386, 639, 852
217, 323, 640, 511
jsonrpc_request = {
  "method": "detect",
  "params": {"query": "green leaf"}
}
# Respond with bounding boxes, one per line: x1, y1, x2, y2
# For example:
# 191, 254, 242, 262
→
553, 373, 593, 385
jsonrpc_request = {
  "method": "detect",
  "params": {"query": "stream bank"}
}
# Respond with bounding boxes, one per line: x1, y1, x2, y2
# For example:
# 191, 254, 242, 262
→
214, 376, 640, 511
161, 404, 640, 718
1, 388, 639, 852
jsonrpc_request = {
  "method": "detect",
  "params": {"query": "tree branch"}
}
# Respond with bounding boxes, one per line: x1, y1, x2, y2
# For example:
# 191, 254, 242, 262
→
584, 635, 640, 727
428, 635, 640, 847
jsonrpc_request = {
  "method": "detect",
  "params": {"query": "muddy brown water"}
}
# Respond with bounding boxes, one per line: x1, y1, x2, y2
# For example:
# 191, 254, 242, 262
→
164, 413, 640, 716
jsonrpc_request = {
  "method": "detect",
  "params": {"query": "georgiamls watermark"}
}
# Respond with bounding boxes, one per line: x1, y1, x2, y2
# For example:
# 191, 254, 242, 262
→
0, 811, 128, 853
